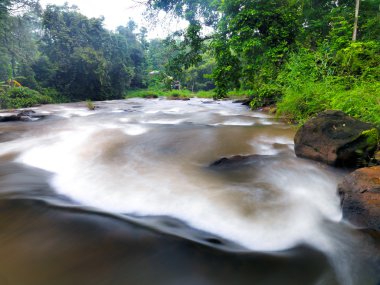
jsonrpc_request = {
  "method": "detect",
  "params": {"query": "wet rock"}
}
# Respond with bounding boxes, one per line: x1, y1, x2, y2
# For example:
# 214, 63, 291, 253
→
338, 166, 380, 232
0, 110, 46, 122
233, 97, 252, 106
294, 110, 379, 167
210, 154, 272, 168
142, 94, 158, 99
0, 114, 20, 122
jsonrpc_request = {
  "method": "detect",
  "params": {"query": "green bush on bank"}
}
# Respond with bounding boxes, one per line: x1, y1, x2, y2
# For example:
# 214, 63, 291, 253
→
0, 87, 53, 109
40, 88, 69, 103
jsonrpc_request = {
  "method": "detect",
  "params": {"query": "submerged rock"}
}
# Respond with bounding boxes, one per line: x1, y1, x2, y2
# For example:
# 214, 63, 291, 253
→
294, 110, 379, 167
0, 110, 46, 122
338, 166, 380, 232
209, 154, 274, 169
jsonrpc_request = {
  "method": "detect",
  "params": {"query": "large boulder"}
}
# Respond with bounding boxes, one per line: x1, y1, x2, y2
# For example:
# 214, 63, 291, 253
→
294, 110, 379, 167
338, 166, 380, 232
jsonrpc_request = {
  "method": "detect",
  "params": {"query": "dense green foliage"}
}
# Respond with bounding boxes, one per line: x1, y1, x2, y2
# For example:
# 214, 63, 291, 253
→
1, 0, 379, 129
0, 1, 148, 107
148, 0, 380, 127
0, 86, 52, 109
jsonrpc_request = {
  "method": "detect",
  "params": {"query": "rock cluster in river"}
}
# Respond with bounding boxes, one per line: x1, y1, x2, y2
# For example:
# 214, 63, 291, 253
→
294, 110, 378, 168
293, 110, 380, 235
0, 110, 45, 122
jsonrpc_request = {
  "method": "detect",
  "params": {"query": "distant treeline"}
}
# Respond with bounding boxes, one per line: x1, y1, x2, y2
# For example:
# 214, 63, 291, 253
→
0, 0, 215, 105
1, 1, 149, 102
1, 0, 379, 127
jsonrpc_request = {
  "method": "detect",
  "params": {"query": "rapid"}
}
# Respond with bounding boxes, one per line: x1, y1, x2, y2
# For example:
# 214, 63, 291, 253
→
0, 98, 378, 285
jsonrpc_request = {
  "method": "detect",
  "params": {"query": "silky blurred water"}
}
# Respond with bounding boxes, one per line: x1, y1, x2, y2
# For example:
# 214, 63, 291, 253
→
0, 98, 378, 285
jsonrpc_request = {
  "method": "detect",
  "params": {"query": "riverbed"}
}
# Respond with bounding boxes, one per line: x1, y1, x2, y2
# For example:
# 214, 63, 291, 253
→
0, 98, 378, 285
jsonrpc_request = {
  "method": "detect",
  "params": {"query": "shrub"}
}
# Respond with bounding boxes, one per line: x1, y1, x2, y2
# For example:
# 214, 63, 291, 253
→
41, 88, 69, 103
249, 84, 283, 109
335, 41, 380, 81
86, 99, 95, 110
0, 87, 53, 109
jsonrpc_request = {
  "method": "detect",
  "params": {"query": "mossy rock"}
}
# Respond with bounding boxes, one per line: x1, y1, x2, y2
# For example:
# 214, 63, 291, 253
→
294, 110, 379, 168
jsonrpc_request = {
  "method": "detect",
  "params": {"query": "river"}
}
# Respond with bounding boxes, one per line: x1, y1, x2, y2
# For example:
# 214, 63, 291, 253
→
0, 98, 378, 285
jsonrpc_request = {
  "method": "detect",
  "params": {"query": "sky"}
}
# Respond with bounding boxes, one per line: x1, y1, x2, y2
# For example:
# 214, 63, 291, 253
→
38, 0, 187, 38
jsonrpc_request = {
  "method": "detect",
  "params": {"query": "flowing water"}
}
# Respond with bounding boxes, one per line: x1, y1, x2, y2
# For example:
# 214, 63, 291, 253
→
0, 98, 378, 285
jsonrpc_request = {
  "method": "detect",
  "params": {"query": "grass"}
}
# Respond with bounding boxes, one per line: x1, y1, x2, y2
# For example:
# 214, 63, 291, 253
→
277, 80, 380, 127
86, 99, 95, 110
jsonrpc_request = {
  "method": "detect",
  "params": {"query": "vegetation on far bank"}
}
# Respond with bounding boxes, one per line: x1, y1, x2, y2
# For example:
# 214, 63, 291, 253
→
125, 89, 215, 99
1, 0, 379, 128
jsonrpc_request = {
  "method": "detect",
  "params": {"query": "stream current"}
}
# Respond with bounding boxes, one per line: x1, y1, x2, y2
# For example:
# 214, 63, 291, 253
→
0, 98, 378, 285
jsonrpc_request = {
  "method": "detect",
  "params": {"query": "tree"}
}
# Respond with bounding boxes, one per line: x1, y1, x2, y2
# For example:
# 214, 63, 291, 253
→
39, 5, 148, 100
352, 0, 360, 41
0, 9, 40, 85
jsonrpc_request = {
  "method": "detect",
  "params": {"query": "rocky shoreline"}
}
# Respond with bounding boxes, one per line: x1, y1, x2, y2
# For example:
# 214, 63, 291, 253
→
292, 110, 380, 237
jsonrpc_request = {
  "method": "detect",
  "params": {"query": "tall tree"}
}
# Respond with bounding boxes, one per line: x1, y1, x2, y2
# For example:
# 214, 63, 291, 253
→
352, 0, 360, 41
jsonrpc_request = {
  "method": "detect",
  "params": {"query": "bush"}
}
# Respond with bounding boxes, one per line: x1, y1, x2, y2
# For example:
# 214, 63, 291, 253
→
249, 84, 283, 109
41, 88, 69, 103
277, 81, 335, 123
335, 41, 380, 80
0, 87, 53, 109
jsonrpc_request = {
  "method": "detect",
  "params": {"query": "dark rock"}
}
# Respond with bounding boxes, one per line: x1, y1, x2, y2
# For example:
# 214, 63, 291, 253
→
209, 154, 272, 168
0, 110, 46, 122
232, 98, 252, 106
0, 114, 20, 122
338, 166, 380, 232
294, 110, 379, 167
143, 94, 158, 99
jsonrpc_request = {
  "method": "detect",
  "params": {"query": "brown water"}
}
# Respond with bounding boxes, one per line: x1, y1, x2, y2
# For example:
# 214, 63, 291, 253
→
0, 98, 378, 285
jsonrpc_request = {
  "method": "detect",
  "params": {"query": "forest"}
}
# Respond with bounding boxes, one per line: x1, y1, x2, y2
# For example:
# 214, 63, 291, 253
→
0, 0, 379, 126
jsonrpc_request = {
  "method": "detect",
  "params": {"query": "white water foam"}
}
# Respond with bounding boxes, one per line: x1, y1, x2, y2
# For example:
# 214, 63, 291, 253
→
10, 100, 344, 252
16, 133, 343, 252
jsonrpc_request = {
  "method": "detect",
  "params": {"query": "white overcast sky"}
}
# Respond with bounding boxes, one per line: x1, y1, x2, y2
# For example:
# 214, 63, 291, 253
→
38, 0, 187, 38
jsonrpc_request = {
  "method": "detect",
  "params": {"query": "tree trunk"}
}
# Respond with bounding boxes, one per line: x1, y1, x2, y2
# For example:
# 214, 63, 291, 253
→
352, 0, 360, 41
